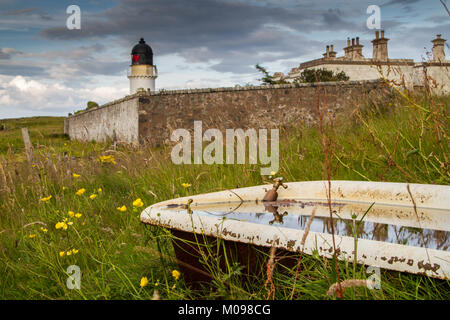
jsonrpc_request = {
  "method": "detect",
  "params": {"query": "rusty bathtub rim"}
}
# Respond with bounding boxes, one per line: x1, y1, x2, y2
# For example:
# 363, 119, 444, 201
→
140, 180, 450, 280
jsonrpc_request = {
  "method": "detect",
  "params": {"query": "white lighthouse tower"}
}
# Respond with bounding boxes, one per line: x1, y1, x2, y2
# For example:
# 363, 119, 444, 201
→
128, 38, 158, 94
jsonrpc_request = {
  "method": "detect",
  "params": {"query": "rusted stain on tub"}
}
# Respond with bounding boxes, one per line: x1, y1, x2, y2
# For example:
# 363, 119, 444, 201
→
417, 260, 440, 273
286, 239, 297, 250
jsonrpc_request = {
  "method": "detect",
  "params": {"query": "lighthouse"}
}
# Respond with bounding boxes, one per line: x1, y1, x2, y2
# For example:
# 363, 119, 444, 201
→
128, 38, 158, 94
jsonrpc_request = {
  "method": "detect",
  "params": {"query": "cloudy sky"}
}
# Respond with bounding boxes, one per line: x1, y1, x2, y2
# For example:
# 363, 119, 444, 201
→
0, 0, 448, 119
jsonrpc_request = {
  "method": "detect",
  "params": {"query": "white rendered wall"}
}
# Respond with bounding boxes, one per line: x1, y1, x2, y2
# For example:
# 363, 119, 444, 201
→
67, 97, 139, 145
426, 65, 450, 94
288, 64, 415, 88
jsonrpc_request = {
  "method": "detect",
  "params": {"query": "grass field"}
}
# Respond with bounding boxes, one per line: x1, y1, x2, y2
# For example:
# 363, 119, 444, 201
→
0, 85, 449, 300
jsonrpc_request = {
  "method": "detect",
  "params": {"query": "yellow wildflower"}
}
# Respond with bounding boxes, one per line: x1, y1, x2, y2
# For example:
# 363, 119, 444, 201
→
66, 251, 72, 256
89, 194, 97, 200
72, 249, 79, 254
75, 188, 86, 196
171, 284, 176, 290
40, 227, 48, 233
40, 195, 52, 202
133, 198, 144, 207
59, 251, 65, 257
72, 173, 81, 178
98, 188, 102, 192
75, 213, 82, 218
117, 205, 127, 212
28, 234, 36, 239
62, 186, 66, 191
55, 221, 68, 230
99, 155, 116, 165
270, 171, 276, 176
68, 211, 75, 217
140, 277, 149, 288
172, 270, 181, 281
181, 183, 191, 188
67, 221, 73, 226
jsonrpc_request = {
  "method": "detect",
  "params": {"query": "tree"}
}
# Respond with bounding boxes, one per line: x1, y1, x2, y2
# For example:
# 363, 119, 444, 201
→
295, 68, 350, 83
255, 64, 288, 85
86, 101, 99, 110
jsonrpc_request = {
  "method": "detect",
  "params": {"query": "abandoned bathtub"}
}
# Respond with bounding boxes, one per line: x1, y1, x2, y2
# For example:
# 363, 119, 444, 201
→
140, 180, 450, 281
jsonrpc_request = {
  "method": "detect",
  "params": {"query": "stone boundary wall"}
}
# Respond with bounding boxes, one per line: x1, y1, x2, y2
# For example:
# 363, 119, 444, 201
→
137, 80, 389, 146
65, 80, 390, 146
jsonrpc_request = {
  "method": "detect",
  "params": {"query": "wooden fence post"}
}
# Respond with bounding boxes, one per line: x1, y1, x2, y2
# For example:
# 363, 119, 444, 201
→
21, 127, 33, 163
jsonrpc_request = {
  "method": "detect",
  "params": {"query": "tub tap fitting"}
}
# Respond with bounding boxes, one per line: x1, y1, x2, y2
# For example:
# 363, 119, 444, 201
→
263, 177, 288, 202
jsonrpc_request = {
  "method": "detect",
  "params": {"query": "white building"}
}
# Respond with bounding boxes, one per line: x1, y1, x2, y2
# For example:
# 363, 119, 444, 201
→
274, 31, 449, 94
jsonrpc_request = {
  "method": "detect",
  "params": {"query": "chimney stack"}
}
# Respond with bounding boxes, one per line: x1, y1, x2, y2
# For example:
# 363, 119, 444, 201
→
353, 36, 364, 60
323, 45, 330, 58
431, 34, 446, 62
372, 30, 389, 61
329, 44, 336, 58
344, 37, 352, 59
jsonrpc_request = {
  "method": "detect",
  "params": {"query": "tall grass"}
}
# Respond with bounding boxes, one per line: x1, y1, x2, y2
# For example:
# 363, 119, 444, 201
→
0, 85, 448, 299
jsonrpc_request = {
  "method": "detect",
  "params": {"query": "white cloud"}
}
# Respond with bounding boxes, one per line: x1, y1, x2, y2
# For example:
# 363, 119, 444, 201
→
0, 75, 128, 119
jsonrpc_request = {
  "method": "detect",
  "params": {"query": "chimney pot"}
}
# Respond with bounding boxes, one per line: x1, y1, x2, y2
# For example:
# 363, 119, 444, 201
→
352, 38, 355, 46
375, 30, 379, 39
356, 37, 360, 45
381, 30, 385, 38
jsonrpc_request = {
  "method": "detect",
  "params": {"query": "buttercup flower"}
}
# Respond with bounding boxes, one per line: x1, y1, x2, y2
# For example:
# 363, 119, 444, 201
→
117, 205, 127, 212
89, 194, 97, 200
28, 234, 36, 239
98, 188, 102, 192
270, 171, 276, 176
140, 277, 149, 288
172, 270, 180, 281
99, 155, 116, 165
75, 188, 86, 196
75, 213, 82, 218
68, 211, 75, 217
72, 249, 79, 254
66, 251, 72, 256
55, 221, 68, 230
59, 251, 65, 257
133, 198, 144, 207
72, 173, 81, 178
40, 227, 48, 233
40, 195, 52, 202
181, 183, 191, 188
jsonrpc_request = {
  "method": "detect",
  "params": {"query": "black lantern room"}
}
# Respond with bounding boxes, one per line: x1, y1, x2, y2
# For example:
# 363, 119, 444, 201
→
131, 38, 153, 66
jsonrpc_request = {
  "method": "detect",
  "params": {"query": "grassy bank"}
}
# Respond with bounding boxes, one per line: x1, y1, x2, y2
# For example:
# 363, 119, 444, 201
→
0, 88, 448, 300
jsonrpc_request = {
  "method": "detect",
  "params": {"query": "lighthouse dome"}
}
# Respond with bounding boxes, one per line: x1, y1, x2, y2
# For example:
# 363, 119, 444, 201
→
131, 38, 153, 65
